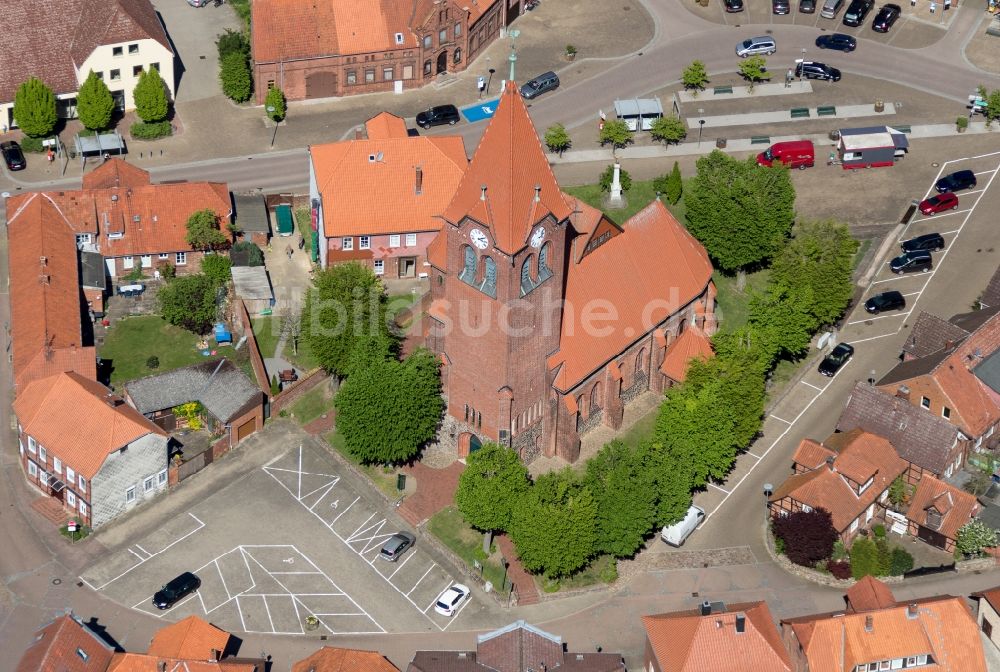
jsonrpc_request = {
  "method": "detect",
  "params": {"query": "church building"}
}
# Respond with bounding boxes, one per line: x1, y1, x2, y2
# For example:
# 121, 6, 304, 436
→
421, 83, 717, 463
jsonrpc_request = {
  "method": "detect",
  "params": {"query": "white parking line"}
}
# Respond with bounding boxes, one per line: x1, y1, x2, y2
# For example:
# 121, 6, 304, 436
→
388, 552, 415, 580
801, 381, 824, 392
975, 169, 997, 175
769, 416, 792, 424
916, 207, 974, 221
408, 566, 435, 598
847, 312, 903, 326
708, 482, 730, 494
747, 451, 763, 459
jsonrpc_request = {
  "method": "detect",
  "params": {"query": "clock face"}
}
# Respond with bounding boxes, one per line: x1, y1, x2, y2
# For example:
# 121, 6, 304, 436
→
470, 228, 489, 250
530, 226, 545, 248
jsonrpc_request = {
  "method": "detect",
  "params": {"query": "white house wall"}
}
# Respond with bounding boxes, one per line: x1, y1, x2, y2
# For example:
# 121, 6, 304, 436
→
90, 432, 169, 528
76, 38, 175, 111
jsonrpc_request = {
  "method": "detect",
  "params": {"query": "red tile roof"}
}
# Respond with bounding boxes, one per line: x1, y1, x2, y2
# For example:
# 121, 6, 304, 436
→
643, 601, 791, 672
845, 576, 897, 612
792, 439, 836, 470
83, 159, 153, 189
659, 325, 714, 383
311, 135, 466, 238
550, 199, 714, 391
147, 616, 230, 661
973, 586, 1000, 614
425, 231, 448, 271
292, 647, 398, 672
441, 82, 572, 255
14, 372, 165, 479
365, 112, 409, 140
107, 653, 256, 672
906, 474, 979, 541
15, 614, 115, 672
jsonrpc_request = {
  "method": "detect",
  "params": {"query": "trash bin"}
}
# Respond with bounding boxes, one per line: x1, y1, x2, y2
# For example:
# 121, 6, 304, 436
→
397, 473, 406, 491
829, 129, 841, 141
874, 99, 884, 113
716, 137, 727, 149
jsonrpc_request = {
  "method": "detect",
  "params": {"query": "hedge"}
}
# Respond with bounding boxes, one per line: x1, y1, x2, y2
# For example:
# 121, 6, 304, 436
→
130, 120, 172, 140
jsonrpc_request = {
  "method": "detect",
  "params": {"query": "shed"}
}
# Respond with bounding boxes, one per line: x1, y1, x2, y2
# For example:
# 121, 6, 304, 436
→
79, 250, 107, 314
275, 204, 294, 236
231, 266, 274, 314
836, 126, 908, 169
614, 98, 664, 131
233, 194, 271, 247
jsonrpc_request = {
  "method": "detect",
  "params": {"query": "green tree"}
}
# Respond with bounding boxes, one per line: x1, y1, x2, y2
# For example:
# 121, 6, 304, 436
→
598, 119, 633, 154
584, 441, 658, 558
682, 60, 709, 92
544, 123, 571, 156
685, 150, 795, 279
986, 89, 1000, 124
220, 51, 252, 103
599, 164, 632, 193
216, 28, 250, 59
13, 78, 57, 138
664, 161, 682, 204
849, 537, 879, 579
738, 55, 769, 91
889, 547, 914, 575
645, 440, 695, 527
200, 254, 232, 286
232, 240, 264, 266
185, 209, 229, 250
133, 67, 169, 123
265, 86, 286, 122
343, 332, 396, 378
957, 520, 998, 557
456, 443, 530, 533
509, 470, 597, 578
747, 285, 816, 360
77, 70, 116, 131
303, 262, 393, 377
158, 274, 218, 334
649, 115, 687, 146
770, 220, 859, 327
334, 349, 443, 464
888, 475, 914, 510
270, 374, 280, 396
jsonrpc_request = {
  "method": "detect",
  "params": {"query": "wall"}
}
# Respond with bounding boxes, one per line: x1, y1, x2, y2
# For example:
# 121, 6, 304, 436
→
106, 250, 206, 279
90, 432, 169, 528
18, 429, 93, 525
327, 231, 440, 276
234, 299, 271, 395
76, 38, 175, 110
270, 368, 330, 416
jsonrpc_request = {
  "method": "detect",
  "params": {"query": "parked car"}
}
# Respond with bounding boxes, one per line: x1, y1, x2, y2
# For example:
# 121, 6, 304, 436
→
736, 36, 776, 57
843, 0, 875, 26
379, 531, 415, 562
434, 583, 470, 616
815, 33, 856, 51
819, 343, 854, 377
901, 232, 945, 252
152, 572, 201, 610
1, 141, 26, 171
773, 0, 791, 13
415, 104, 460, 128
935, 169, 977, 193
520, 71, 559, 99
725, 0, 745, 12
800, 0, 817, 12
821, 0, 846, 19
795, 61, 841, 82
871, 3, 901, 31
864, 290, 906, 314
919, 192, 959, 215
890, 250, 933, 274
660, 505, 705, 547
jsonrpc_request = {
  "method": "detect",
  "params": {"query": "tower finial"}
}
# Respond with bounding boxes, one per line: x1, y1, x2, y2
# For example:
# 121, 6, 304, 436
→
480, 184, 487, 201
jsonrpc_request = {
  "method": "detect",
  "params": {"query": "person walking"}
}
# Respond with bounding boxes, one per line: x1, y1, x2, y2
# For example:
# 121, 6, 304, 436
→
286, 244, 293, 260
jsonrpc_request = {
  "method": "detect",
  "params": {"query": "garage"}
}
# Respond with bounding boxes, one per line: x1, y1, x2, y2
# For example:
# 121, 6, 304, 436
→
236, 417, 257, 442
306, 71, 338, 99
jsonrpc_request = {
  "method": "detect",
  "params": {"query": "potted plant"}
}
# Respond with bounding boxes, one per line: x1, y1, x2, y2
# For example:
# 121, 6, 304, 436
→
565, 45, 577, 61
957, 115, 969, 133
304, 615, 319, 631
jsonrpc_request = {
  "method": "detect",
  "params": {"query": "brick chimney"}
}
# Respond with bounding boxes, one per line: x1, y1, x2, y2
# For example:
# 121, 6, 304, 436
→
896, 385, 910, 401
865, 615, 874, 632
945, 339, 956, 350
415, 166, 423, 195
826, 455, 835, 471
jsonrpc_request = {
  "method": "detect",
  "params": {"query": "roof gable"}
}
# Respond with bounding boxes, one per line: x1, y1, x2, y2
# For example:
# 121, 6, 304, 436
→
70, 0, 171, 67
846, 577, 897, 612
148, 616, 230, 661
291, 646, 398, 672
906, 474, 978, 540
15, 614, 115, 672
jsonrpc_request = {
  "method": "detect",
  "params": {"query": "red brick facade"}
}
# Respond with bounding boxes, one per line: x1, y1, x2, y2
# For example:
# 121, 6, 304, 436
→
326, 231, 440, 278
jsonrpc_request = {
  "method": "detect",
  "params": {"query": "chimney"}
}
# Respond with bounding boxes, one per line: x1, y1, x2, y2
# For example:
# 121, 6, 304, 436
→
864, 615, 873, 632
896, 385, 910, 401
907, 603, 918, 619
735, 613, 746, 633
534, 183, 541, 202
945, 339, 955, 350
415, 166, 423, 195
480, 184, 488, 201
158, 662, 166, 672
210, 648, 219, 661
39, 256, 47, 266
39, 274, 51, 285
700, 600, 712, 616
826, 455, 835, 471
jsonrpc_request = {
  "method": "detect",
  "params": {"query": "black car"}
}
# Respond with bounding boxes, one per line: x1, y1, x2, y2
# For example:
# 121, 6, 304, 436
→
773, 0, 791, 13
815, 33, 857, 52
843, 0, 875, 26
935, 169, 977, 193
819, 343, 855, 377
1, 141, 26, 171
724, 0, 745, 12
871, 3, 901, 31
415, 105, 460, 128
800, 0, 817, 12
379, 531, 416, 562
890, 250, 933, 274
901, 232, 945, 253
796, 61, 842, 82
864, 290, 906, 314
152, 572, 201, 610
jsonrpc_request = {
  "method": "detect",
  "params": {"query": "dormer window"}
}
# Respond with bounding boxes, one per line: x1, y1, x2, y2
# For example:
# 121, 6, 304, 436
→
925, 508, 943, 530
395, 32, 404, 45
76, 648, 89, 662
857, 476, 874, 495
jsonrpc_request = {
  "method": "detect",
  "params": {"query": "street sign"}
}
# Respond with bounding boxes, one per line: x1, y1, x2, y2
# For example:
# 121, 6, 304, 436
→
42, 138, 56, 147
67, 520, 78, 533
461, 99, 500, 123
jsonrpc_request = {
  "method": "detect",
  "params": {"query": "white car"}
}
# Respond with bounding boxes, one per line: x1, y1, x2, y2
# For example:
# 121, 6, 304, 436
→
434, 583, 470, 617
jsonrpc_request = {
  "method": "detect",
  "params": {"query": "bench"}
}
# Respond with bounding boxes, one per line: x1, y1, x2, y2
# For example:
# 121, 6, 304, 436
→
790, 107, 811, 119
894, 125, 912, 134
751, 135, 771, 145
713, 85, 734, 95
817, 105, 837, 117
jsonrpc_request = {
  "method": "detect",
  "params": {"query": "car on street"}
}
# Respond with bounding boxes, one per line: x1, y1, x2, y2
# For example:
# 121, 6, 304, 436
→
864, 290, 906, 314
152, 572, 201, 610
773, 0, 791, 13
935, 169, 977, 193
871, 3, 901, 31
919, 192, 959, 215
843, 0, 875, 26
799, 0, 817, 12
819, 343, 855, 376
890, 250, 933, 274
1, 141, 26, 171
795, 61, 841, 82
815, 33, 856, 52
379, 531, 416, 562
725, 0, 745, 12
415, 104, 460, 128
434, 583, 470, 616
901, 232, 945, 252
520, 71, 559, 99
736, 36, 776, 57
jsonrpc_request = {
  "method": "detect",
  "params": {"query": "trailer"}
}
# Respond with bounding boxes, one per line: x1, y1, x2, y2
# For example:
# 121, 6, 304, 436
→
275, 204, 294, 237
836, 126, 908, 169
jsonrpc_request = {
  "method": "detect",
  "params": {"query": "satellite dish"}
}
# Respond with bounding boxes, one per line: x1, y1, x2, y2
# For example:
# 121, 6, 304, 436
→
375, 152, 384, 162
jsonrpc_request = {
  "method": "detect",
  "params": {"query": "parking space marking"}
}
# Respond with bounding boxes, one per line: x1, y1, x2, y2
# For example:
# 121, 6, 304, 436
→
801, 381, 824, 392
847, 312, 905, 326
747, 451, 763, 459
330, 496, 360, 523
407, 566, 435, 598
770, 415, 792, 424
708, 482, 731, 494
423, 580, 453, 613
915, 208, 974, 222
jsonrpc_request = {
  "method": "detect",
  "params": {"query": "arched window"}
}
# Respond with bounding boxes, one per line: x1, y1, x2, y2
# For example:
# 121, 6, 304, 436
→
678, 318, 687, 336
520, 255, 537, 296
459, 245, 477, 285
590, 382, 602, 411
576, 394, 587, 419
423, 60, 432, 76
479, 256, 497, 297
636, 348, 647, 375
538, 241, 552, 283
453, 48, 462, 64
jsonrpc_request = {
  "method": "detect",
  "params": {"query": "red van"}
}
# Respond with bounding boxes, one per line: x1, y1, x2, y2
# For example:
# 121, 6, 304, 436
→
756, 140, 815, 169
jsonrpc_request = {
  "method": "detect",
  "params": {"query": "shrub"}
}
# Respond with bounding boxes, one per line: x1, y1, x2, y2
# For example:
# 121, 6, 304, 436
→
220, 51, 252, 103
875, 538, 891, 576
771, 508, 838, 568
889, 547, 914, 576
217, 29, 250, 59
773, 534, 785, 555
831, 539, 848, 562
19, 136, 46, 153
599, 164, 632, 193
201, 254, 233, 286
161, 263, 176, 279
872, 524, 886, 539
956, 115, 969, 129
265, 86, 286, 122
850, 538, 879, 579
146, 355, 160, 369
599, 560, 619, 584
232, 241, 265, 267
270, 374, 280, 396
130, 120, 172, 140
828, 560, 852, 580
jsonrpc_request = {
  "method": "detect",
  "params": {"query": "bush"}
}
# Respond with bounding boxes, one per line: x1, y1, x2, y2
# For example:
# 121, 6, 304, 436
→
217, 28, 250, 59
889, 547, 914, 576
232, 241, 265, 267
831, 539, 848, 562
161, 263, 176, 279
828, 560, 852, 580
19, 136, 46, 153
201, 254, 233, 286
599, 164, 632, 193
146, 355, 160, 369
599, 560, 619, 584
270, 374, 280, 396
773, 534, 785, 555
872, 524, 886, 539
130, 120, 172, 140
875, 538, 891, 576
771, 509, 838, 568
850, 537, 879, 579
220, 51, 253, 103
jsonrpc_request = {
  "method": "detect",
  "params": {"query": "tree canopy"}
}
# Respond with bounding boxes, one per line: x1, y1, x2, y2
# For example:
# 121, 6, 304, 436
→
200, 254, 232, 286
682, 60, 709, 91
598, 119, 633, 152
544, 123, 571, 155
456, 443, 530, 533
649, 116, 687, 146
158, 274, 218, 334
584, 440, 658, 557
220, 51, 252, 103
265, 86, 286, 121
77, 71, 115, 131
185, 209, 229, 250
771, 508, 838, 567
133, 67, 169, 123
13, 78, 57, 138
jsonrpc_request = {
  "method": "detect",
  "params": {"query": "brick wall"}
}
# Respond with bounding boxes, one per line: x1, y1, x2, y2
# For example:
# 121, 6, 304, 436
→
235, 299, 270, 395
270, 368, 331, 416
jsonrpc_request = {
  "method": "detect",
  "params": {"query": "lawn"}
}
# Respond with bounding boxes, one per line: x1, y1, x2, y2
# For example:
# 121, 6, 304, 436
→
100, 316, 208, 385
562, 177, 689, 226
252, 316, 281, 358
711, 268, 771, 333
295, 207, 313, 256
556, 554, 617, 591
288, 385, 334, 424
427, 506, 510, 592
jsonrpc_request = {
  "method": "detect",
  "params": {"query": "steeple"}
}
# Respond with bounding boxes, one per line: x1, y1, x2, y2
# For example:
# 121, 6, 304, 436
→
441, 82, 571, 254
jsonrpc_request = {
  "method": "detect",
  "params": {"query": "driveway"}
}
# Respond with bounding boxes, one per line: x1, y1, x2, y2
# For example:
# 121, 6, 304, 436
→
153, 0, 243, 102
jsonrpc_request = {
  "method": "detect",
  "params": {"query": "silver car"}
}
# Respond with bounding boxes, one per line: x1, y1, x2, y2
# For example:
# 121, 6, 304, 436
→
736, 36, 777, 57
379, 531, 415, 562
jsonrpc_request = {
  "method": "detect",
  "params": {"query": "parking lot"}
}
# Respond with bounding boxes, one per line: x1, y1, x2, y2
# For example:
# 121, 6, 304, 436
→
153, 0, 242, 101
80, 438, 492, 634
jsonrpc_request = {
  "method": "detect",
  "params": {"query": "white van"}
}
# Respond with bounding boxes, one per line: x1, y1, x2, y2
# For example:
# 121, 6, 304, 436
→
820, 0, 845, 18
660, 504, 706, 547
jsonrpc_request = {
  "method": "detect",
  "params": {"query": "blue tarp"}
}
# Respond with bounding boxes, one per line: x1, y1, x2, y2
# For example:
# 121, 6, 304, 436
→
461, 99, 501, 123
214, 322, 232, 344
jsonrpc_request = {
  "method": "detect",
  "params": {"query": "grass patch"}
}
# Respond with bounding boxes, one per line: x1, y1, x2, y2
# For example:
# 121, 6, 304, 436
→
852, 237, 873, 271
326, 429, 405, 499
252, 316, 280, 358
558, 554, 618, 590
562, 177, 691, 226
60, 523, 91, 542
288, 385, 334, 424
101, 316, 207, 385
228, 0, 250, 29
295, 207, 313, 256
427, 506, 510, 591
712, 268, 771, 333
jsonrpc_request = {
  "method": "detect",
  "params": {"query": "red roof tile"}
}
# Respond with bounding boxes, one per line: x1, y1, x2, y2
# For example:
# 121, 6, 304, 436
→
906, 474, 979, 541
792, 439, 836, 470
659, 325, 713, 383
365, 112, 409, 140
425, 231, 448, 271
147, 616, 230, 661
291, 647, 398, 672
974, 586, 1000, 614
107, 654, 256, 672
846, 576, 897, 612
83, 159, 153, 189
15, 614, 115, 672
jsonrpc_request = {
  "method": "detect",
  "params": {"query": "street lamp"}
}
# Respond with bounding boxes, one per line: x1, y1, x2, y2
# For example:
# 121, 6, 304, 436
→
501, 557, 510, 594
266, 106, 279, 147
698, 119, 706, 146
799, 48, 807, 79
763, 483, 773, 508
508, 29, 521, 82
487, 68, 496, 95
